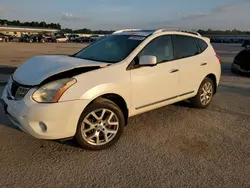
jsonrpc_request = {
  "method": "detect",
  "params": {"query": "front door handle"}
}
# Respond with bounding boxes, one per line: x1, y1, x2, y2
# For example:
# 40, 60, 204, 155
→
169, 69, 179, 73
201, 62, 207, 66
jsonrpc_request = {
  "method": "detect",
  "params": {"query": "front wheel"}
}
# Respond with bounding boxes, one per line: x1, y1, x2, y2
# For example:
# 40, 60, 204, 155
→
75, 98, 125, 150
190, 77, 215, 108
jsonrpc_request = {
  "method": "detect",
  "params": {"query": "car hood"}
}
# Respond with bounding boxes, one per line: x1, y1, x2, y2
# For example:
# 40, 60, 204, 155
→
13, 55, 109, 85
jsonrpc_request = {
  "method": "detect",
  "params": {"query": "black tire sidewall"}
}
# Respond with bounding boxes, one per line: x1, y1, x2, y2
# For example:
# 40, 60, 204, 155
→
231, 63, 240, 74
75, 99, 125, 150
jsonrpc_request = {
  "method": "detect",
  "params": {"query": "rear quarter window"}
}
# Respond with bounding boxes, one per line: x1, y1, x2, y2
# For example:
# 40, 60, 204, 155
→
197, 39, 208, 52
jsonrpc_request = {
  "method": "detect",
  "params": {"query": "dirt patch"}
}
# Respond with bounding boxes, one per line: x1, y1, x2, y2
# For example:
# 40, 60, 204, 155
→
172, 135, 213, 157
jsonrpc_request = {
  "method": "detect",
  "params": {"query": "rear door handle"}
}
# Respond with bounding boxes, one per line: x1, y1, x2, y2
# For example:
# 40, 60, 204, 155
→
169, 69, 179, 73
201, 62, 207, 66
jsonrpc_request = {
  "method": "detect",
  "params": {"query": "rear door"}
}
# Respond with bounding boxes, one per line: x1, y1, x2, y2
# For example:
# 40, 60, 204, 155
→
172, 35, 206, 95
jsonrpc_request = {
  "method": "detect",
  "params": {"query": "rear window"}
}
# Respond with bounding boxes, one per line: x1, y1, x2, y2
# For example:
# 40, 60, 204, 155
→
197, 39, 208, 52
173, 35, 199, 59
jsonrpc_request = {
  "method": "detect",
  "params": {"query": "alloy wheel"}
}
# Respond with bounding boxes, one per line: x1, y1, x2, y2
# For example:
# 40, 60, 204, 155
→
200, 82, 213, 105
81, 108, 119, 146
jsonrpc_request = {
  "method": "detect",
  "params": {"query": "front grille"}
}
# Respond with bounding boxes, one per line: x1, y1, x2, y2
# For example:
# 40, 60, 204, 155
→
8, 78, 31, 100
10, 81, 19, 97
15, 87, 30, 100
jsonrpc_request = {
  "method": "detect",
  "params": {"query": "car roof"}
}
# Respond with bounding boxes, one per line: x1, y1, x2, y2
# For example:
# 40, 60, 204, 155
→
112, 28, 202, 37
113, 30, 155, 37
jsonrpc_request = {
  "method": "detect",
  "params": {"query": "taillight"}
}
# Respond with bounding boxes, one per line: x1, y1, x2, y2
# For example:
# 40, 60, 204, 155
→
216, 54, 221, 63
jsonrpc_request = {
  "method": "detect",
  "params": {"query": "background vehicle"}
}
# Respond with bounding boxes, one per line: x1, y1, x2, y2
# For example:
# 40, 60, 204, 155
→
231, 48, 250, 75
0, 33, 11, 42
0, 34, 4, 42
242, 40, 250, 48
90, 34, 100, 42
10, 37, 20, 42
41, 35, 56, 43
19, 34, 30, 42
18, 34, 56, 43
68, 34, 80, 42
55, 35, 68, 42
27, 34, 41, 43
74, 36, 93, 43
1, 28, 221, 150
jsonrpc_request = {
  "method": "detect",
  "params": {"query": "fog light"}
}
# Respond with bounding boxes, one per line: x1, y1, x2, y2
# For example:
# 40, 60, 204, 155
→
39, 122, 47, 132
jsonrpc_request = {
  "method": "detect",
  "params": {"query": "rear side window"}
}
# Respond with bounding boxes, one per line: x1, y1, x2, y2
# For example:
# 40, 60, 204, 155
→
197, 39, 208, 52
173, 35, 199, 59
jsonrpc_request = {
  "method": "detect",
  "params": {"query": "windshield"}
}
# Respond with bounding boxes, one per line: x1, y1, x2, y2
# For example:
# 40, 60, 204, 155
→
74, 35, 146, 63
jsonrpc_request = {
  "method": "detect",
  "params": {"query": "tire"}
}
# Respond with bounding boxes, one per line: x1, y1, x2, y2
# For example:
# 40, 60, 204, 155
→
75, 98, 125, 150
231, 63, 239, 74
231, 67, 237, 74
190, 77, 214, 108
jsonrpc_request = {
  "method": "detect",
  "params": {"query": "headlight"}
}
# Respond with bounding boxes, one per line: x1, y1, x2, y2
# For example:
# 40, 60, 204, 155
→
32, 78, 76, 103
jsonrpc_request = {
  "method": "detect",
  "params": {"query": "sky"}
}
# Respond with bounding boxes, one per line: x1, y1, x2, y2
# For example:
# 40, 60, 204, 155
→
0, 0, 250, 30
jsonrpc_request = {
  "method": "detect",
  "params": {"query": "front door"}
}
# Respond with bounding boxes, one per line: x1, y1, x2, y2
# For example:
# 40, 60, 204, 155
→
130, 35, 179, 113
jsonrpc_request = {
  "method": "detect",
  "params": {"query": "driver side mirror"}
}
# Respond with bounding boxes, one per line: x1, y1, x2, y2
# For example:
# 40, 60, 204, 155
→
139, 55, 157, 67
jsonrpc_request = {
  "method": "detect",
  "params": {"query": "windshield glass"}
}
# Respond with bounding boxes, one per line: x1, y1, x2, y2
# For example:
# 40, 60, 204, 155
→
74, 35, 146, 63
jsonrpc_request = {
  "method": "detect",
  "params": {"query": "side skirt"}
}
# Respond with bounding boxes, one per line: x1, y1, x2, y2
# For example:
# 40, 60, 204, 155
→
135, 91, 194, 110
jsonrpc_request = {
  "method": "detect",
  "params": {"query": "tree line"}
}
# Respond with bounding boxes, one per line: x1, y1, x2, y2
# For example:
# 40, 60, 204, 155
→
197, 29, 250, 35
0, 19, 113, 34
60, 28, 114, 34
1, 19, 249, 35
62, 28, 250, 35
0, 19, 61, 30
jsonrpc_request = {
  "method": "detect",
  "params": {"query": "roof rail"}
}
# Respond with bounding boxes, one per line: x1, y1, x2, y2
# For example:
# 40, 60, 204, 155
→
153, 28, 201, 37
179, 30, 201, 37
113, 29, 142, 34
153, 27, 179, 34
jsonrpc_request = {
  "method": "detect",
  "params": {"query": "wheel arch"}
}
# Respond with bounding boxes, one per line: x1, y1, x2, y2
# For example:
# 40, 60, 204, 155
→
88, 93, 129, 125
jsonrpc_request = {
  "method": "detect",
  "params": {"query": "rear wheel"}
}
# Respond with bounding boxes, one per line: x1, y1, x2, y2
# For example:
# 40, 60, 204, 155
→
75, 98, 125, 150
190, 77, 214, 108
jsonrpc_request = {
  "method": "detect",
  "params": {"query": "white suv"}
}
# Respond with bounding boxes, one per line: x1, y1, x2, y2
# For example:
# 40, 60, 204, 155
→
1, 29, 221, 150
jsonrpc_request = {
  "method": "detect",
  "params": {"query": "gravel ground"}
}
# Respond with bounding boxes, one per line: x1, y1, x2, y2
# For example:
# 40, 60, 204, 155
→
0, 42, 87, 67
0, 43, 249, 188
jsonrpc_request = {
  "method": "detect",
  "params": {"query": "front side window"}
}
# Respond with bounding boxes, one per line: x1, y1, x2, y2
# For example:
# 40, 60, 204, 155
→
138, 35, 174, 63
75, 35, 145, 63
173, 35, 199, 59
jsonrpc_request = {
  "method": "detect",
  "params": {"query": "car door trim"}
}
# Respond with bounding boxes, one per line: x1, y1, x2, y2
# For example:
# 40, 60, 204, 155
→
135, 91, 194, 110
